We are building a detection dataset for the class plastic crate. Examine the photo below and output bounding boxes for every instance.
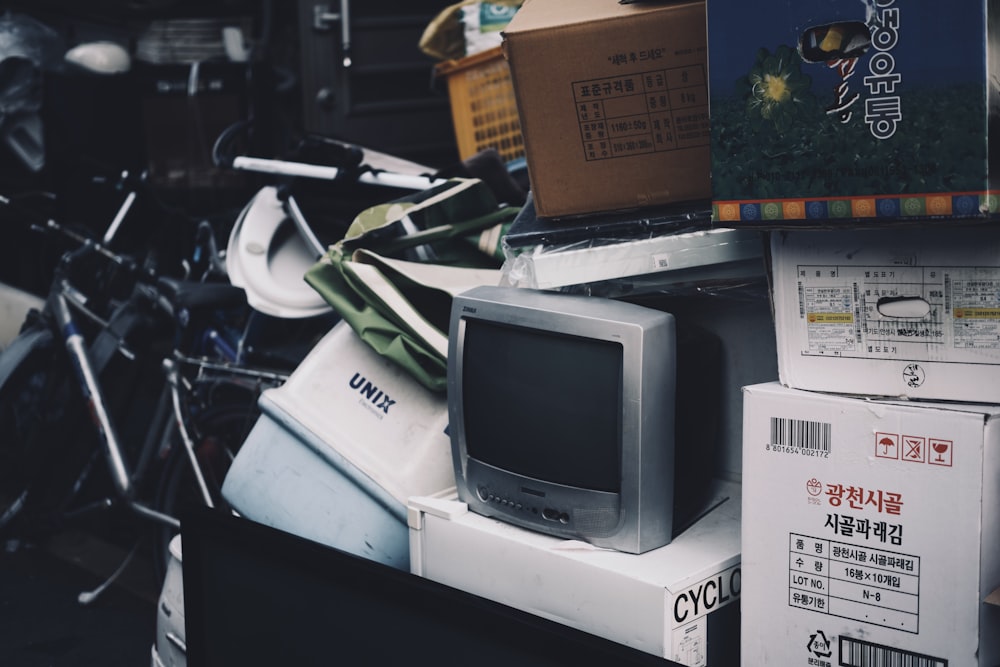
[435,46,524,163]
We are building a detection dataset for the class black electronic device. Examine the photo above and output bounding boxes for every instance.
[181,507,676,667]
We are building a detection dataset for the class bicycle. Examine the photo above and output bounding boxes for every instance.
[0,133,507,603]
[0,175,298,600]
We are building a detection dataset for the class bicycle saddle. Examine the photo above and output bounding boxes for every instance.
[226,186,334,319]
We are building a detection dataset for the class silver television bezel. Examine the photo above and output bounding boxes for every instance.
[447,285,676,554]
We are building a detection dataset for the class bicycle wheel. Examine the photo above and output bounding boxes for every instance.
[0,325,92,537]
[151,393,261,582]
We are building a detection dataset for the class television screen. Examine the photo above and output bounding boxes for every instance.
[180,507,675,667]
[461,318,622,492]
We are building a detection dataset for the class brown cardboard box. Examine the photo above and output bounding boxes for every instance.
[502,0,711,219]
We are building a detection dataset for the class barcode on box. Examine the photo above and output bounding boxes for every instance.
[770,417,831,452]
[839,637,947,667]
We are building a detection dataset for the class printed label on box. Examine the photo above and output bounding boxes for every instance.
[669,564,741,667]
[788,534,920,632]
[575,65,710,161]
[837,637,947,667]
[794,263,1000,363]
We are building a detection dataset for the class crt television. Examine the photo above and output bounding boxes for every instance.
[447,285,677,554]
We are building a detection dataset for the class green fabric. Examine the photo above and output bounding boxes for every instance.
[305,249,450,391]
[304,178,520,392]
[341,177,515,266]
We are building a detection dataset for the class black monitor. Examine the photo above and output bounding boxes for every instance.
[181,507,677,667]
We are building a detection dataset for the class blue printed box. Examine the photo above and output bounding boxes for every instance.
[708,0,1000,225]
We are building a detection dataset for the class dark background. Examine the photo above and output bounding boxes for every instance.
[0,0,462,295]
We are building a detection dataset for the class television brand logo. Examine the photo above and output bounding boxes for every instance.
[462,306,477,313]
[349,372,396,415]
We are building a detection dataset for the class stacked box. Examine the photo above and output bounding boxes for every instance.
[503,0,711,219]
[741,382,1000,666]
[750,223,1000,664]
[708,0,1000,225]
[769,225,1000,404]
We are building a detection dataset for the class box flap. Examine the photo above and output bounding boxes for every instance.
[505,0,688,34]
[408,495,468,529]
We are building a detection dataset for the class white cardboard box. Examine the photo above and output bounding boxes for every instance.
[741,382,1000,667]
[407,480,742,666]
[770,226,1000,403]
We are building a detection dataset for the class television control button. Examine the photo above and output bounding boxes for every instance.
[477,486,490,502]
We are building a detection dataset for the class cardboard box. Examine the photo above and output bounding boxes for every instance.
[741,382,1000,666]
[408,480,742,666]
[770,226,1000,403]
[709,1,1000,225]
[503,0,711,219]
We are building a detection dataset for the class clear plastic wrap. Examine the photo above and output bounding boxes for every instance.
[500,193,768,300]
[501,226,768,294]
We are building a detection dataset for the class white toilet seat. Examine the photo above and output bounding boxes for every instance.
[226,186,333,319]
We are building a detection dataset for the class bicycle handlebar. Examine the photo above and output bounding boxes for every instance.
[44,219,137,273]
[230,155,446,191]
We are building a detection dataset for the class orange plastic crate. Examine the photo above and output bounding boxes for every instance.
[435,46,524,164]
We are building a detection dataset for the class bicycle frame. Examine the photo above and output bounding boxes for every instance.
[47,243,292,529]
[164,353,288,510]
[1,171,303,606]
[50,250,181,529]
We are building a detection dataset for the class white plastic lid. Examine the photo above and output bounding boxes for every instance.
[226,186,333,319]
